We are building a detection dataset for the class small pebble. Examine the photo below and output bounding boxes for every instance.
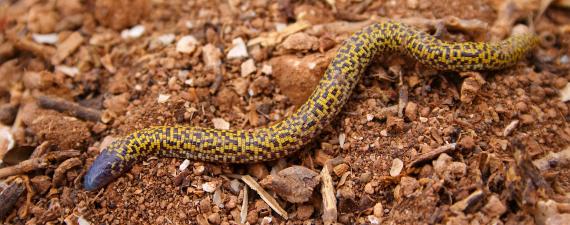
[121,25,145,39]
[227,37,248,59]
[212,118,230,130]
[240,58,256,76]
[32,33,58,44]
[482,195,506,218]
[176,35,199,53]
[202,181,218,193]
[208,213,221,225]
[399,176,419,197]
[157,94,170,103]
[157,33,175,45]
[389,158,403,177]
[373,202,383,217]
[179,159,191,171]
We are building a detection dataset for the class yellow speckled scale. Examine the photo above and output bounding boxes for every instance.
[83,22,538,190]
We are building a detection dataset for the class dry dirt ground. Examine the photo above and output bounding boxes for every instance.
[0,0,569,224]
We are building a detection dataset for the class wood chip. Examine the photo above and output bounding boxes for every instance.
[320,164,337,225]
[408,143,457,168]
[240,185,248,224]
[241,175,288,219]
[503,120,519,136]
[52,32,84,65]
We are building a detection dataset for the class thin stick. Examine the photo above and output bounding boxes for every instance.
[37,95,101,122]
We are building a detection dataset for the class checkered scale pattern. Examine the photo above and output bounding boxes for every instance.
[83,22,538,190]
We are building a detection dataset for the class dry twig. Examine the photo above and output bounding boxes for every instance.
[37,95,101,122]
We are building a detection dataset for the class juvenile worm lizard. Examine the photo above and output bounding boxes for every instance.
[84,22,538,191]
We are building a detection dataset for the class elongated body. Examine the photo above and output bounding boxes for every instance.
[84,22,538,191]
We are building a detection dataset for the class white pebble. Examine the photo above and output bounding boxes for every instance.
[261,64,272,75]
[202,182,217,193]
[157,33,176,45]
[212,118,230,130]
[368,215,381,225]
[56,66,79,77]
[179,159,191,171]
[227,37,248,59]
[157,94,171,103]
[77,216,91,225]
[121,25,145,39]
[560,55,569,64]
[176,35,199,53]
[339,133,346,149]
[366,114,374,121]
[390,158,404,177]
[240,58,256,77]
[32,33,58,44]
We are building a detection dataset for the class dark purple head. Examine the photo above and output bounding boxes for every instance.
[83,141,134,191]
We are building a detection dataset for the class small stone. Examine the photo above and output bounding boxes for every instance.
[553,77,568,89]
[280,32,319,52]
[519,114,535,125]
[364,182,375,194]
[386,116,404,132]
[208,213,221,225]
[405,102,418,121]
[227,37,248,59]
[333,163,350,176]
[202,44,222,69]
[240,59,256,77]
[176,35,199,53]
[199,197,212,213]
[121,25,145,39]
[339,133,346,149]
[261,166,320,203]
[229,179,243,194]
[358,172,372,183]
[55,66,80,77]
[179,159,191,171]
[212,118,230,130]
[182,195,191,204]
[157,94,170,103]
[94,0,150,30]
[296,205,314,220]
[261,64,272,75]
[202,181,218,193]
[433,153,452,176]
[248,163,269,179]
[368,215,381,225]
[458,136,475,150]
[193,164,205,175]
[460,72,486,104]
[157,33,176,45]
[399,176,419,197]
[32,33,58,45]
[390,158,404,177]
[373,202,383,217]
[447,162,467,179]
[482,195,506,218]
